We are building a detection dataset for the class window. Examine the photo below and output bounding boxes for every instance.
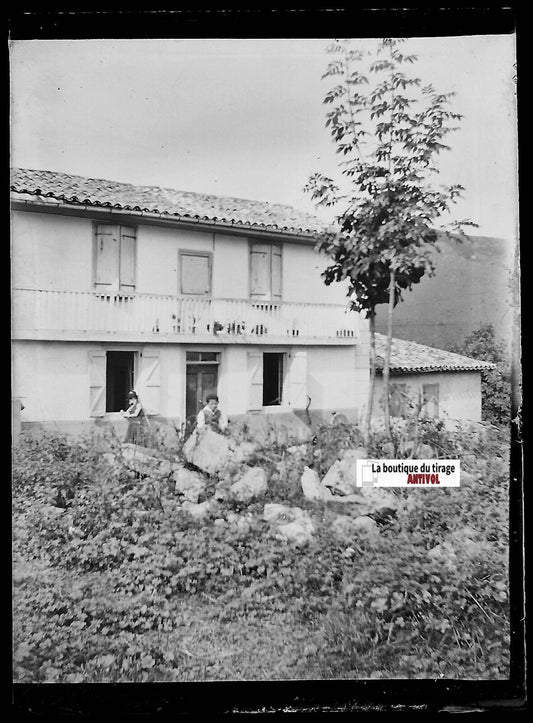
[389,383,408,417]
[422,384,439,418]
[186,351,218,363]
[248,350,306,411]
[94,224,136,292]
[179,251,212,295]
[250,242,281,301]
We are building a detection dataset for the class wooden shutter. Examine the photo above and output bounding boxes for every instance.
[88,350,106,417]
[181,253,211,295]
[136,349,161,414]
[271,245,282,300]
[247,351,263,411]
[288,350,307,408]
[119,226,136,291]
[250,243,270,299]
[95,225,118,287]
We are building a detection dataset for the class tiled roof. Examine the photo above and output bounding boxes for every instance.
[374,333,495,373]
[10,168,330,238]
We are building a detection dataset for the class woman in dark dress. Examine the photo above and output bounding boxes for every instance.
[121,390,147,444]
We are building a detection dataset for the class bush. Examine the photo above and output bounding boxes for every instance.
[12,422,510,681]
[451,324,512,427]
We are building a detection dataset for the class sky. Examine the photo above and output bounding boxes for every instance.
[10,35,518,242]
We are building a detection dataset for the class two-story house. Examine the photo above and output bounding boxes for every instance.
[11,169,370,437]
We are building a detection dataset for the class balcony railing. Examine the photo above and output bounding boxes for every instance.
[12,288,358,343]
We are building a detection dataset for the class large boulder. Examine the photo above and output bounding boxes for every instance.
[322,447,367,497]
[183,428,233,474]
[172,465,208,503]
[230,467,268,502]
[301,466,334,503]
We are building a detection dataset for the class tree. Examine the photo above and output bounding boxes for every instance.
[305,38,476,443]
[451,324,511,426]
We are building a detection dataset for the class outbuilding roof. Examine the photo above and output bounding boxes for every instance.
[374,333,495,374]
[10,168,330,238]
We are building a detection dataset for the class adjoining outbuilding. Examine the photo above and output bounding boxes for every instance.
[372,333,495,423]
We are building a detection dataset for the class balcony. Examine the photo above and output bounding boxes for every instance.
[12,288,359,345]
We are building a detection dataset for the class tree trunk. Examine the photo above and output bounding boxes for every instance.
[364,313,377,443]
[382,267,396,442]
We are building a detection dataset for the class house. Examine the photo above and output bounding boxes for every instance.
[372,333,495,422]
[11,168,370,438]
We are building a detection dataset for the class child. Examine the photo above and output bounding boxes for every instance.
[196,394,228,433]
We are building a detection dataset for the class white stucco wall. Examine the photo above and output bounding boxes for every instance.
[282,243,349,305]
[11,209,350,307]
[11,212,93,290]
[372,370,483,422]
[14,339,369,428]
[13,340,92,422]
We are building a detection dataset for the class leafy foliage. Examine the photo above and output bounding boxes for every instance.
[13,423,509,681]
[451,324,512,426]
[305,38,477,435]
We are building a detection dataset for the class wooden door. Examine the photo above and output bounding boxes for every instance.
[185,364,218,420]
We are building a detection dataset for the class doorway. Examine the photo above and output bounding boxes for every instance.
[263,352,284,406]
[185,351,219,420]
[106,351,135,412]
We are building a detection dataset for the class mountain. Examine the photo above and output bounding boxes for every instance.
[374,234,517,351]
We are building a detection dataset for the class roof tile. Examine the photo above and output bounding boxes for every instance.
[11,168,330,237]
[374,333,495,373]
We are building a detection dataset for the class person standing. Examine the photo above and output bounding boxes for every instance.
[121,390,147,444]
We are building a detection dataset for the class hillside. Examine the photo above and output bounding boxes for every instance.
[374,234,517,351]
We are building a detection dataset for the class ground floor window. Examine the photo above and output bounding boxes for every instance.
[262,352,284,406]
[105,351,135,412]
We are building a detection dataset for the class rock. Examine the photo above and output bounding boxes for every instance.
[322,447,367,497]
[232,441,259,464]
[263,503,315,545]
[301,466,334,503]
[183,429,233,474]
[121,443,172,476]
[230,467,268,502]
[275,518,315,546]
[172,465,207,503]
[355,487,399,517]
[460,471,477,487]
[40,504,66,518]
[351,515,380,535]
[182,500,213,522]
[263,503,298,525]
[428,540,457,567]
[287,444,307,455]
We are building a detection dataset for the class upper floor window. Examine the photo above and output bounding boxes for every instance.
[94,224,136,292]
[179,250,212,295]
[250,242,282,301]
